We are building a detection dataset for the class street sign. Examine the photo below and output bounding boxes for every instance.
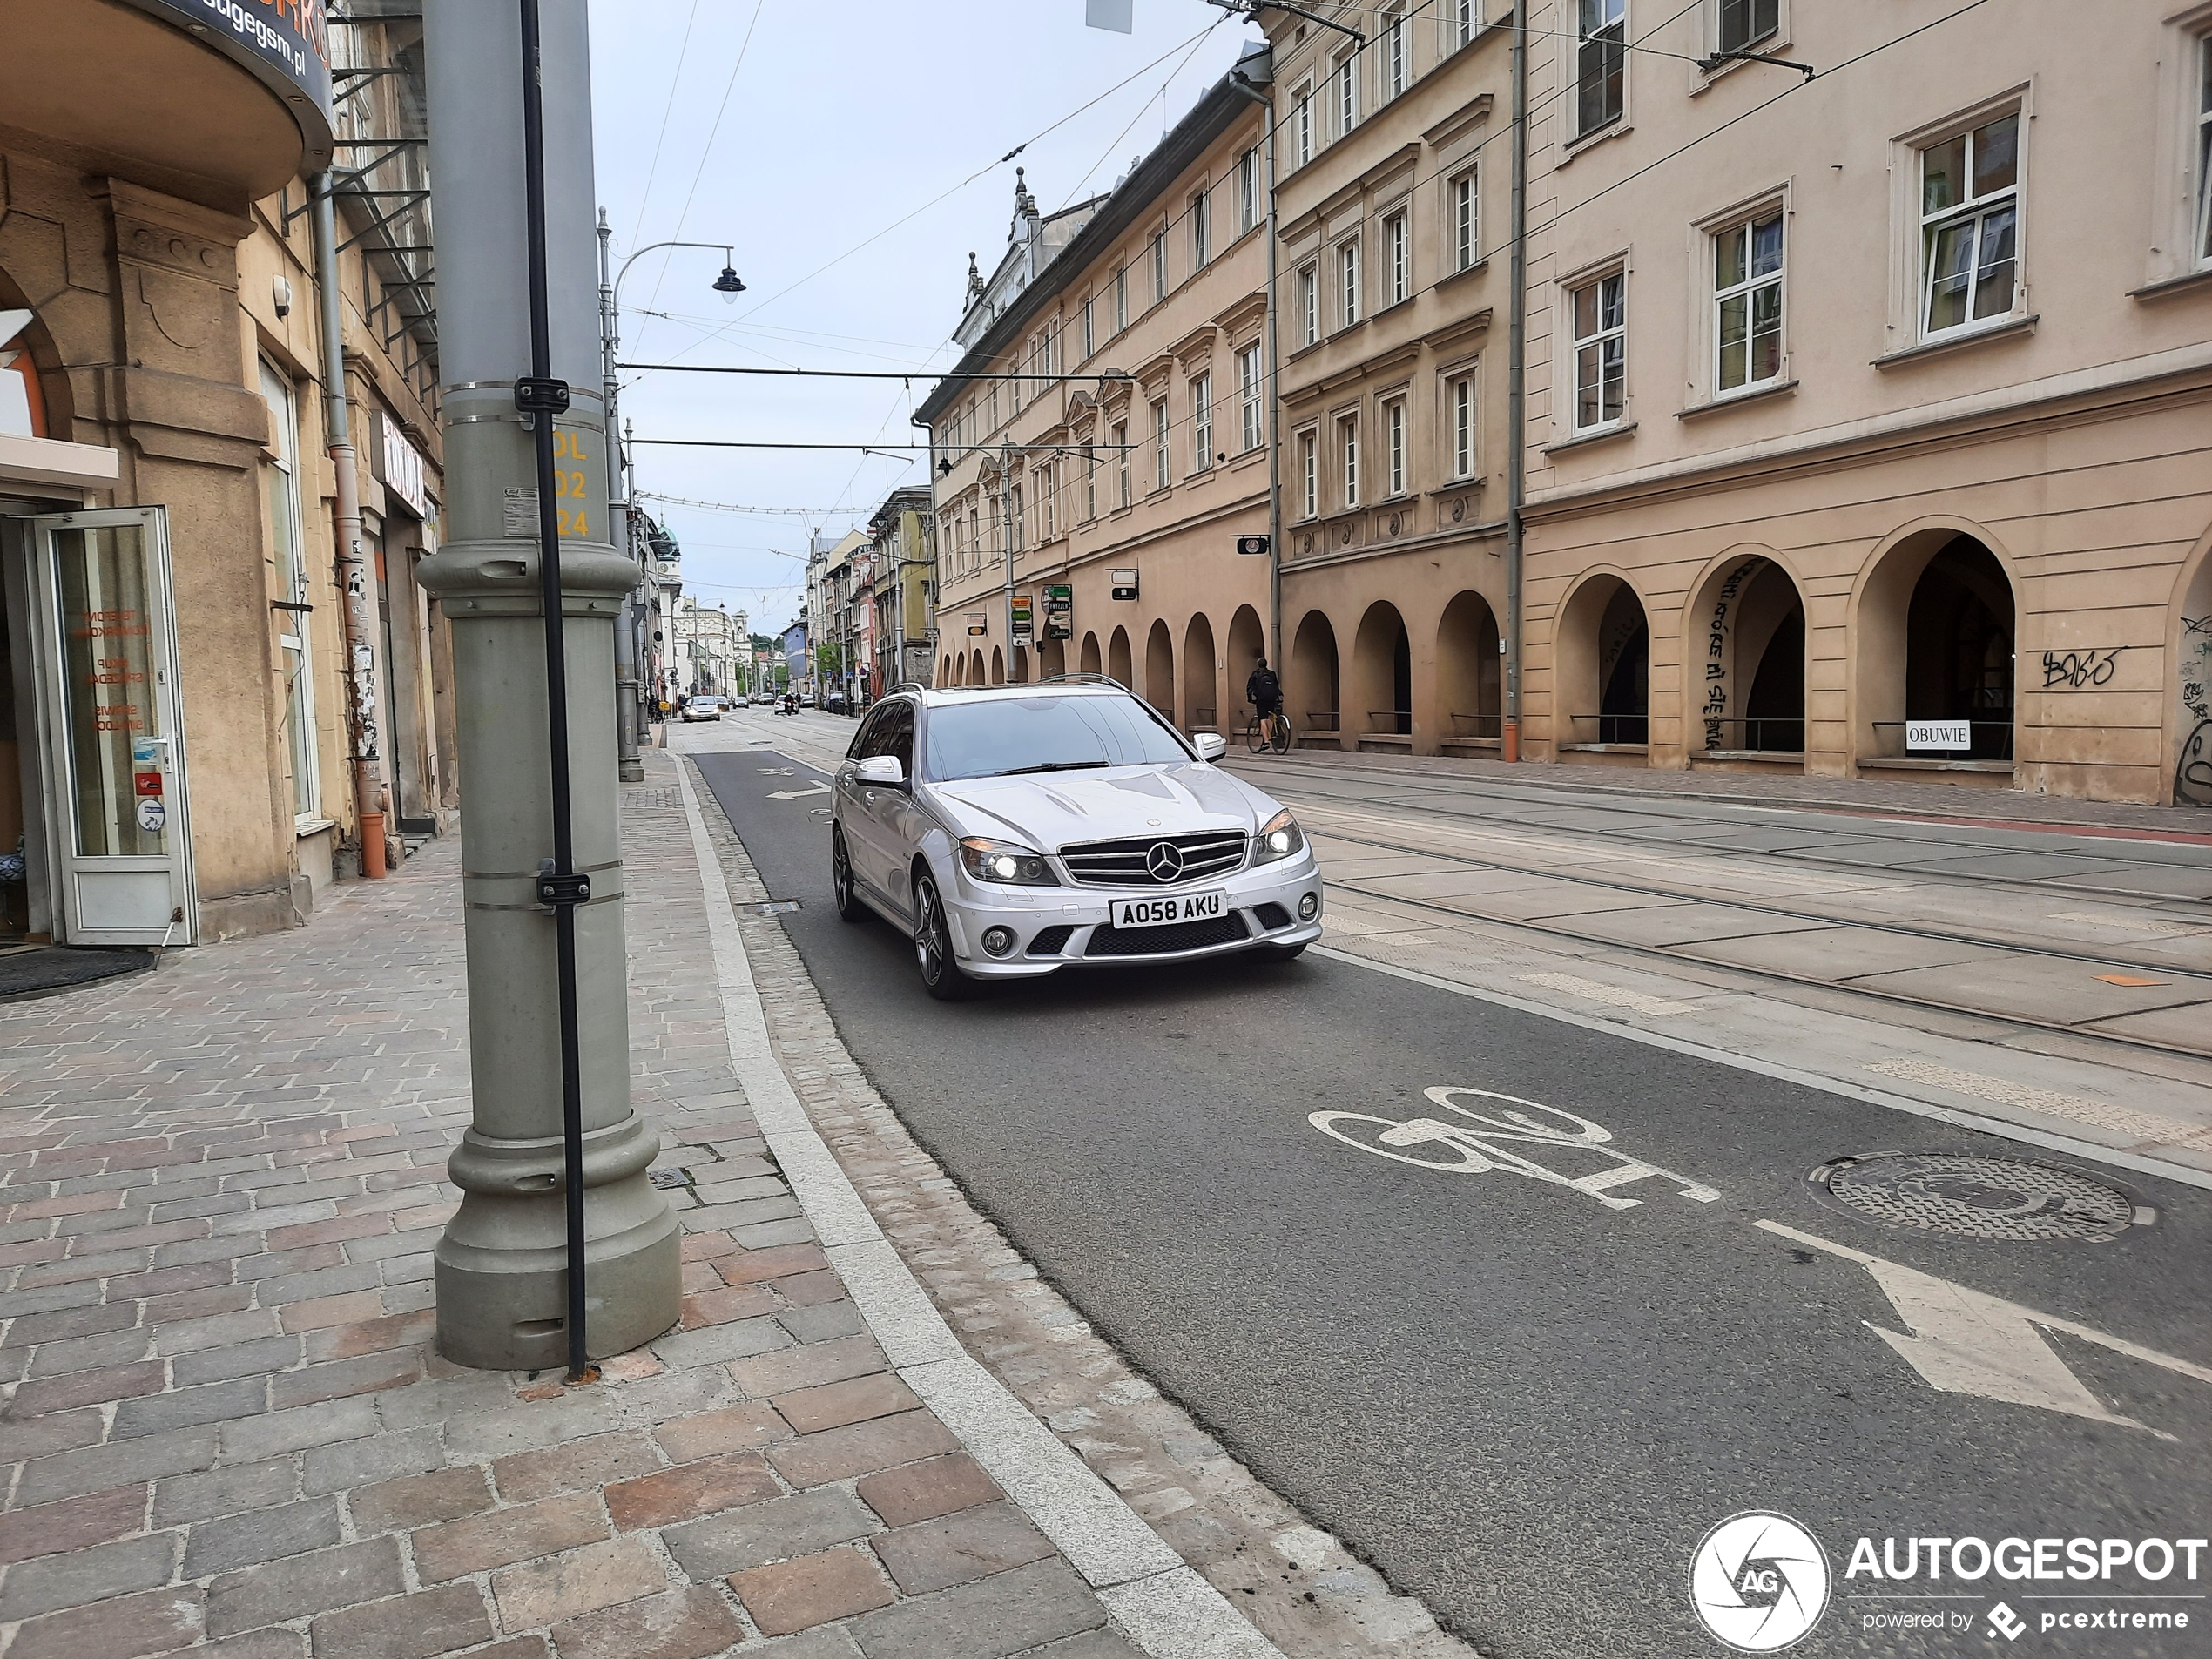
[1085,0,1133,30]
[1906,721,1971,751]
[1009,594,1034,644]
[1109,568,1138,602]
[1043,583,1073,641]
[966,613,988,637]
[1236,535,1270,556]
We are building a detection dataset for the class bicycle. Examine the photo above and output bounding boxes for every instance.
[1244,709,1294,755]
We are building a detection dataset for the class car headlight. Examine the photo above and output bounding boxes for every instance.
[1251,808,1305,866]
[959,838,1059,886]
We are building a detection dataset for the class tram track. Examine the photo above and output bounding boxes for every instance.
[1233,754,2212,910]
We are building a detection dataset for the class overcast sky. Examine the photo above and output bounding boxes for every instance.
[584,1,1255,635]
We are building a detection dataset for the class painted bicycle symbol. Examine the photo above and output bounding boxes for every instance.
[1310,1087,1723,1210]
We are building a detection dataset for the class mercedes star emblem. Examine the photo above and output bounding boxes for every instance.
[1145,842,1184,882]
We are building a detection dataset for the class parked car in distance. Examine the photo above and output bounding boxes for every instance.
[830,680,1322,1001]
[680,696,725,722]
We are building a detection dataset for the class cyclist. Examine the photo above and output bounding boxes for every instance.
[1246,657,1284,745]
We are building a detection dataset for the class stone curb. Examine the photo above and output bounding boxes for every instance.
[672,758,1287,1659]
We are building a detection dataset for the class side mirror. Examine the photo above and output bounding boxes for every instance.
[855,755,907,787]
[1193,732,1228,763]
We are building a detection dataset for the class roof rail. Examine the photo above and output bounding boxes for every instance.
[1037,673,1130,689]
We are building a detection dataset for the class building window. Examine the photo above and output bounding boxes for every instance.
[1151,231,1168,303]
[1084,445,1097,520]
[1238,147,1260,233]
[1238,344,1263,451]
[988,385,999,431]
[1717,0,1777,54]
[1115,420,1131,508]
[1339,239,1361,327]
[1082,298,1094,359]
[1114,266,1128,333]
[1336,54,1358,137]
[1715,210,1783,393]
[1299,264,1319,346]
[1340,415,1359,507]
[1450,373,1477,477]
[1191,373,1212,471]
[1191,189,1211,268]
[1037,466,1056,541]
[1453,0,1480,49]
[1920,110,2019,337]
[1298,431,1318,519]
[260,360,318,826]
[1011,482,1024,551]
[1576,0,1626,136]
[1385,212,1409,306]
[2200,37,2212,266]
[1294,84,1314,167]
[1571,271,1626,430]
[1384,10,1409,99]
[1152,400,1170,490]
[1452,171,1477,270]
[1385,399,1406,496]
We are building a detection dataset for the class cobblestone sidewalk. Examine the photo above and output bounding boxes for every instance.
[0,754,1188,1659]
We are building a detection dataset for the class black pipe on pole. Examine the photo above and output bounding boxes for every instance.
[515,0,592,1385]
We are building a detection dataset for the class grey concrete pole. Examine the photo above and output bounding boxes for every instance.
[1503,8,1528,764]
[419,0,678,1371]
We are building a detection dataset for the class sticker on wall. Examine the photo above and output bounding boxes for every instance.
[135,798,166,833]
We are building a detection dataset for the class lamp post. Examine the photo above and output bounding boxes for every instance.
[597,230,743,778]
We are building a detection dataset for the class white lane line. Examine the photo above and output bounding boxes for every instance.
[1755,1221,2212,1438]
[2046,910,2212,939]
[673,759,1283,1656]
[1863,1057,2212,1151]
[1310,944,2212,1194]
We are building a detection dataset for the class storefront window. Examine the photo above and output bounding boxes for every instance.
[261,361,320,825]
[54,526,160,857]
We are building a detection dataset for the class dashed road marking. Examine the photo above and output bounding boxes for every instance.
[1518,970,1704,1017]
[1862,1057,2212,1150]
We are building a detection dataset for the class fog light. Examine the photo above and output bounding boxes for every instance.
[981,927,1015,957]
[1298,892,1319,921]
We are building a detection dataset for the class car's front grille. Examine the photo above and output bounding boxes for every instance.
[1083,914,1250,957]
[1057,830,1248,888]
[1027,925,1076,956]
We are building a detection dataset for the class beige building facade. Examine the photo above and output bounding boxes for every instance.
[1235,0,2212,806]
[0,1,451,948]
[921,74,1274,736]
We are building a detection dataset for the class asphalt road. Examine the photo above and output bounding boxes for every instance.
[694,745,2212,1659]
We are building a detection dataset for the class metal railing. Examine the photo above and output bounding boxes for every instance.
[1696,716,1804,753]
[1447,712,1502,738]
[1869,720,2015,761]
[1568,714,1650,745]
[1189,706,1217,729]
[1304,710,1342,732]
[1366,711,1413,737]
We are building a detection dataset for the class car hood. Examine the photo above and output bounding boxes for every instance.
[925,765,1276,849]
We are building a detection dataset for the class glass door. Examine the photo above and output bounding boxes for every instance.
[28,508,194,945]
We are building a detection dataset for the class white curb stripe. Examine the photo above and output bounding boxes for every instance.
[673,760,1284,1657]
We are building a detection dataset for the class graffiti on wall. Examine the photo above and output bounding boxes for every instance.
[2180,615,2212,807]
[2040,648,2124,689]
[1701,561,1757,751]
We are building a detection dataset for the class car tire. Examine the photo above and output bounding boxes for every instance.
[831,829,867,923]
[911,867,975,1001]
[1251,942,1307,963]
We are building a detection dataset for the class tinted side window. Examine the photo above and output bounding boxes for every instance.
[847,707,887,760]
[881,704,915,772]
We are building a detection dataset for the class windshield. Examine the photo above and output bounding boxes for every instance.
[924,694,1192,782]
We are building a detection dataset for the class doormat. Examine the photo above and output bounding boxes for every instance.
[0,947,155,1004]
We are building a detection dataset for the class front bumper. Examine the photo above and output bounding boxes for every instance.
[941,854,1324,979]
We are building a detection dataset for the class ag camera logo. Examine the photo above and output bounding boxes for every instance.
[1690,1512,1831,1651]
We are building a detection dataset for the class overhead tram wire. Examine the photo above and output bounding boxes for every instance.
[624,0,705,252]
[635,0,767,332]
[621,19,1236,382]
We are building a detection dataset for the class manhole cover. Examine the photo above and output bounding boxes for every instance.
[1815,1153,2142,1243]
[647,1168,691,1190]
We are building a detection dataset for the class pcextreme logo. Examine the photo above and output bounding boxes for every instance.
[1689,1512,1832,1652]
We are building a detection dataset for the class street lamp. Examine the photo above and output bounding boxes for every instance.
[594,220,745,777]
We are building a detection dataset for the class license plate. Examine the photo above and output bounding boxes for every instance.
[1115,890,1225,927]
